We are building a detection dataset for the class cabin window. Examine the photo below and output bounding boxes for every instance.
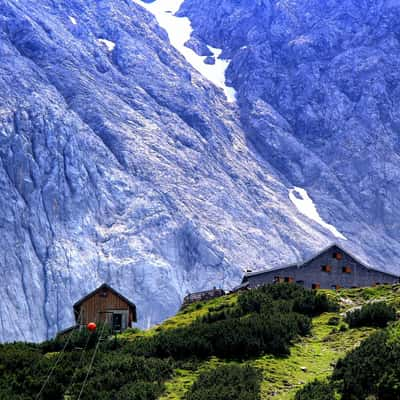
[112,313,122,332]
[284,277,294,283]
[296,280,305,286]
[312,283,321,290]
[342,266,352,274]
[333,252,343,260]
[321,265,332,272]
[99,290,108,298]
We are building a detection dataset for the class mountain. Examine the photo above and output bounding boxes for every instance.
[0,0,399,342]
[178,0,400,263]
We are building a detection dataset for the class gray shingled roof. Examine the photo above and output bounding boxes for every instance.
[243,243,400,279]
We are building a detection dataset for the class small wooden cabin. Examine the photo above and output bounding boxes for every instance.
[73,283,137,333]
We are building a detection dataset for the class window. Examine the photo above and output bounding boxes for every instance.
[312,283,321,290]
[108,310,128,332]
[333,252,343,260]
[342,266,352,274]
[331,284,340,290]
[322,265,332,272]
[284,277,294,283]
[112,313,122,332]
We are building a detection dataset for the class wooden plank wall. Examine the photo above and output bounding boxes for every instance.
[78,289,133,326]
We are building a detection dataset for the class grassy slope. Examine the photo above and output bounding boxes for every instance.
[123,285,400,400]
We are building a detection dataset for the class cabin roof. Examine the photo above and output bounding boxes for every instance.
[231,281,250,292]
[73,283,137,313]
[244,263,298,278]
[243,243,400,280]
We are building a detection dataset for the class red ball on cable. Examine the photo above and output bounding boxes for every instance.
[87,322,97,332]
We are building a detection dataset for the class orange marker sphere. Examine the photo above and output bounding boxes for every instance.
[87,322,97,332]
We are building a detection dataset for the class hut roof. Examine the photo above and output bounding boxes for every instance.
[243,243,400,280]
[73,283,137,316]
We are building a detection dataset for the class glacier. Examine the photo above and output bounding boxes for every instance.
[0,0,399,343]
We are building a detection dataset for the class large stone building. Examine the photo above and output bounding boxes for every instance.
[242,244,399,290]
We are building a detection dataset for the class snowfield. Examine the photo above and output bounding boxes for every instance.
[132,0,236,102]
[289,187,347,240]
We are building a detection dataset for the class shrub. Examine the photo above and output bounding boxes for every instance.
[123,327,142,335]
[345,302,396,328]
[327,317,340,326]
[238,283,338,317]
[185,364,262,400]
[130,311,311,359]
[129,284,334,360]
[128,284,337,360]
[295,379,335,400]
[41,323,112,353]
[332,329,399,399]
[72,354,173,400]
[0,342,174,400]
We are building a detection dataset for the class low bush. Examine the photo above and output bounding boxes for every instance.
[131,311,311,359]
[294,379,336,400]
[0,342,173,400]
[71,354,173,400]
[185,364,262,400]
[129,284,335,360]
[327,316,340,326]
[332,328,399,399]
[345,302,396,328]
[41,323,112,353]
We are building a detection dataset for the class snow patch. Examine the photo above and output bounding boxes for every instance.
[98,38,116,52]
[69,16,77,25]
[132,0,236,102]
[289,187,347,240]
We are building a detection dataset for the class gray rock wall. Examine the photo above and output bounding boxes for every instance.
[180,0,400,270]
[0,0,337,342]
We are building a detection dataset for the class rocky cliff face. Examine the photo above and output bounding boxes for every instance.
[1,0,399,342]
[179,0,400,265]
[0,0,332,342]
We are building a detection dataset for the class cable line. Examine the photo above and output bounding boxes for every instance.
[76,321,107,400]
[63,329,93,399]
[35,311,82,400]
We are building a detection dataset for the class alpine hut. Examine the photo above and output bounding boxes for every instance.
[242,244,399,290]
[73,283,137,333]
